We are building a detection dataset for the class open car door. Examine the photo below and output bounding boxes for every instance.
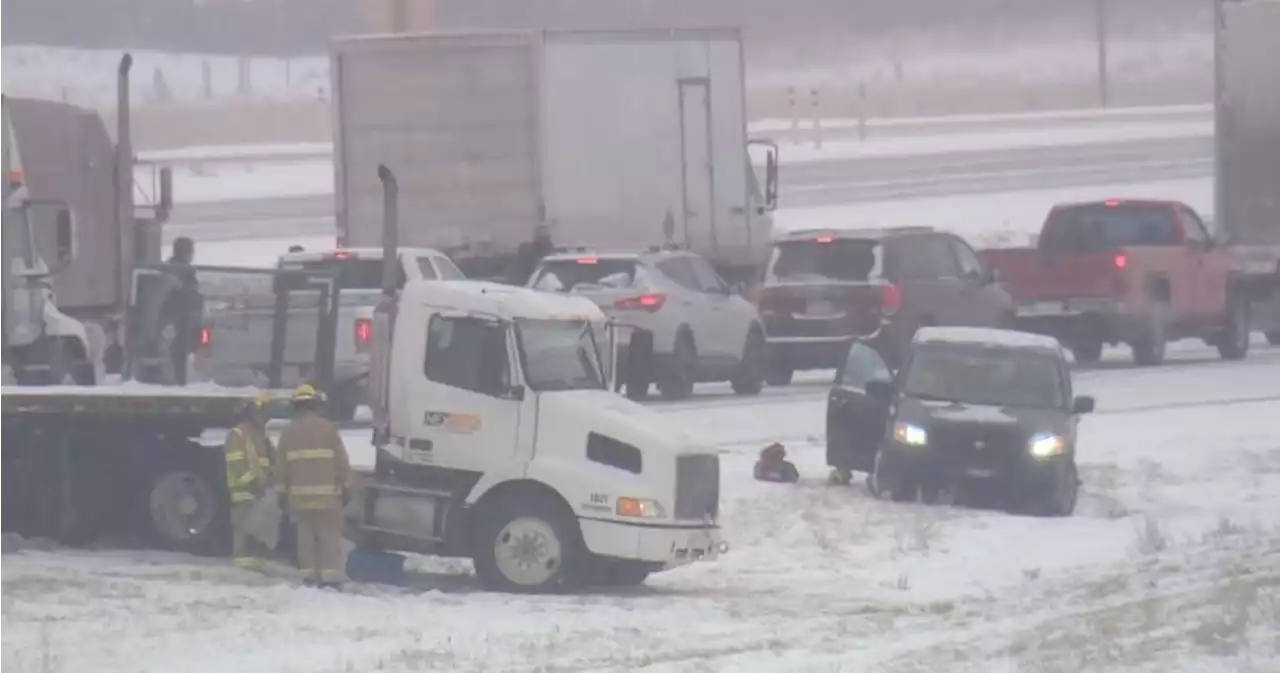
[826,340,894,473]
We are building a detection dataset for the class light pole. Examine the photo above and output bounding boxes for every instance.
[1095,0,1110,108]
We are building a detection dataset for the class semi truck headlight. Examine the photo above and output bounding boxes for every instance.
[1029,434,1066,458]
[616,497,665,519]
[892,423,928,446]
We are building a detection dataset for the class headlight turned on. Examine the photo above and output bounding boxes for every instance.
[1029,434,1067,458]
[892,423,928,446]
[616,497,666,519]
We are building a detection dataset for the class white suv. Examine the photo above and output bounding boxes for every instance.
[529,247,766,400]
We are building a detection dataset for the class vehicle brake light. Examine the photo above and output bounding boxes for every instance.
[576,257,599,264]
[614,293,666,312]
[198,326,211,348]
[816,235,835,243]
[1114,253,1127,270]
[881,284,901,315]
[330,250,352,260]
[354,318,372,345]
[1104,199,1121,207]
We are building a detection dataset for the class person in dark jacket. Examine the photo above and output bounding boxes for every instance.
[506,225,555,285]
[160,237,201,384]
[754,443,800,483]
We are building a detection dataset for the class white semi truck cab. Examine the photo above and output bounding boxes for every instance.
[351,166,726,592]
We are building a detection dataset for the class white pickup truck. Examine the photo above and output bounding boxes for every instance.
[193,247,465,419]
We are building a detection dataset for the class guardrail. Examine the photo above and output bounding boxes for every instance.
[137,103,1214,167]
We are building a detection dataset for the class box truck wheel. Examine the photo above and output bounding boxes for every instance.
[473,491,585,594]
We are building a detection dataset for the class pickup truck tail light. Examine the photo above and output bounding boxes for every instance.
[354,318,373,352]
[881,284,902,316]
[614,293,666,312]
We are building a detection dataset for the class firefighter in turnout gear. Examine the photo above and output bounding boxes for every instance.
[224,395,275,569]
[275,384,351,587]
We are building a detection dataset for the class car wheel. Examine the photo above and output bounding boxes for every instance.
[1026,463,1078,518]
[730,329,766,396]
[1131,301,1168,366]
[658,332,696,400]
[1216,295,1250,361]
[472,494,584,594]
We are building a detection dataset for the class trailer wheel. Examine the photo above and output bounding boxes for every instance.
[143,442,228,556]
[473,492,584,594]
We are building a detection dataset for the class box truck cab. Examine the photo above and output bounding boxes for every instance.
[357,278,726,592]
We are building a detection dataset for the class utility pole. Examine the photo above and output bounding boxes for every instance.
[1094,0,1110,108]
[1212,0,1228,233]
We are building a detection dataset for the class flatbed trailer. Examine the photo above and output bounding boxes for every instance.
[2,386,265,554]
[2,264,346,555]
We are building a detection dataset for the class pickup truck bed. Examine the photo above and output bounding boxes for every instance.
[981,199,1253,366]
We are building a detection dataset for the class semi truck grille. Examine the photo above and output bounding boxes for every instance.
[674,454,720,521]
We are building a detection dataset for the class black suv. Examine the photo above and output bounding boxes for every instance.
[755,227,1012,385]
[827,326,1094,516]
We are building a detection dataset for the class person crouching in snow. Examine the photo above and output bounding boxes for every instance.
[754,443,800,483]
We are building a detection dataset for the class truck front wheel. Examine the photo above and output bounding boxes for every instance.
[473,494,585,594]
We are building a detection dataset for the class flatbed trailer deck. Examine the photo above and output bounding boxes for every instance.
[2,385,280,554]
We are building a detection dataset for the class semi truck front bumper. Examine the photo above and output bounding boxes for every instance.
[578,517,726,569]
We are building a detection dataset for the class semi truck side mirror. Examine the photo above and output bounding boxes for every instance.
[54,208,76,264]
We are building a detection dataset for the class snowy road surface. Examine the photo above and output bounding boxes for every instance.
[4,340,1279,672]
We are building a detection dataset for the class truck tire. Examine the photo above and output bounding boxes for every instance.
[730,329,766,396]
[1131,302,1168,367]
[473,493,585,594]
[658,333,696,400]
[1216,295,1251,361]
[142,441,228,556]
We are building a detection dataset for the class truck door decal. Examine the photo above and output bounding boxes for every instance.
[423,410,482,434]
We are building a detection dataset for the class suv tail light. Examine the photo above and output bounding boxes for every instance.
[197,325,212,351]
[354,318,372,352]
[1114,253,1127,269]
[881,284,901,315]
[614,293,666,312]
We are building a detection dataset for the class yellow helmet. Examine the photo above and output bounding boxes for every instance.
[292,383,323,402]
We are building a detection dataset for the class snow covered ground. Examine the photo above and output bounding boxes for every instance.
[4,342,1279,672]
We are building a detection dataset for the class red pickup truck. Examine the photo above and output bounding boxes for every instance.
[981,199,1252,366]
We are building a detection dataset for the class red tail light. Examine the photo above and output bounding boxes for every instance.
[354,318,372,345]
[881,284,901,315]
[614,293,666,312]
[1114,253,1127,269]
[198,326,211,349]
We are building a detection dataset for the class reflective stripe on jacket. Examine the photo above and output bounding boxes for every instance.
[275,411,351,510]
[224,423,272,502]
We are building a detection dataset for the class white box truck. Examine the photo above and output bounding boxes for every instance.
[331,27,778,285]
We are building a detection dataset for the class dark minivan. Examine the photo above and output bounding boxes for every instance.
[826,326,1094,517]
[755,227,1013,384]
